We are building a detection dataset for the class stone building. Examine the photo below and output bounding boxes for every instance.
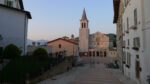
[113,0,124,73]
[47,37,79,57]
[0,0,31,55]
[113,0,150,84]
[27,42,53,56]
[89,32,110,57]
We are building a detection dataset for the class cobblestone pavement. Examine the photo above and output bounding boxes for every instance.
[70,63,123,84]
[38,57,137,84]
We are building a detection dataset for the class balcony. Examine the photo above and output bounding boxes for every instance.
[132,46,139,51]
[130,25,137,30]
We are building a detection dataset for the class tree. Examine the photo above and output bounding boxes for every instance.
[0,34,3,41]
[33,48,48,60]
[3,44,21,59]
[113,40,117,47]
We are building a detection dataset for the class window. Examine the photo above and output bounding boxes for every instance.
[127,52,131,66]
[4,0,13,7]
[97,51,99,56]
[89,52,92,56]
[84,23,86,28]
[93,51,95,56]
[82,23,84,28]
[133,37,140,48]
[123,41,126,47]
[128,39,130,46]
[134,8,138,26]
[127,17,129,30]
[59,44,61,48]
[123,52,126,62]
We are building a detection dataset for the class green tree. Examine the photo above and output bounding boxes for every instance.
[33,48,48,59]
[3,44,21,59]
[113,40,117,47]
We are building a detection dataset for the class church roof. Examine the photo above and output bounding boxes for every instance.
[81,8,88,20]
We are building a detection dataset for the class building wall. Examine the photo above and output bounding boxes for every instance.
[122,0,143,83]
[48,39,79,56]
[142,0,150,84]
[89,32,109,49]
[27,45,53,56]
[120,0,150,84]
[0,7,28,55]
[79,28,89,52]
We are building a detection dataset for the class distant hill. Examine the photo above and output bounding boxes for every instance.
[105,33,116,41]
[27,39,49,45]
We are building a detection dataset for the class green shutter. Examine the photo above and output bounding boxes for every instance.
[4,0,7,5]
[11,2,13,7]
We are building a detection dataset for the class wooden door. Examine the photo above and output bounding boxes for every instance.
[136,61,140,78]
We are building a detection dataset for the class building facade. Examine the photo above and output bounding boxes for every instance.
[89,32,110,57]
[113,0,124,73]
[113,0,150,84]
[79,9,89,56]
[0,0,31,55]
[47,37,79,57]
[27,42,53,56]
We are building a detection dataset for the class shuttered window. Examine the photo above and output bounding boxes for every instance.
[134,8,138,26]
[133,37,140,48]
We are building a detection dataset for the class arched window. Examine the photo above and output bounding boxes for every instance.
[84,23,86,28]
[82,23,84,28]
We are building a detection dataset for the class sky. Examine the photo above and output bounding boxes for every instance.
[23,0,116,41]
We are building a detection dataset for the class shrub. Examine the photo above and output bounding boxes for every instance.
[0,47,3,57]
[33,48,48,59]
[3,44,21,59]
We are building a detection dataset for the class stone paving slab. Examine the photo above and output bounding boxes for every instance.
[70,63,123,84]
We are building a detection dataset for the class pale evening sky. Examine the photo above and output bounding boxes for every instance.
[23,0,116,41]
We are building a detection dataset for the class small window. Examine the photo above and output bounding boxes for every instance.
[82,23,84,28]
[133,37,140,48]
[7,1,13,7]
[84,23,86,28]
[127,17,129,30]
[134,8,138,26]
[59,44,61,48]
[128,39,130,46]
[93,51,95,56]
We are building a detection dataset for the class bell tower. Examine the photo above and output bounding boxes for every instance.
[79,8,89,56]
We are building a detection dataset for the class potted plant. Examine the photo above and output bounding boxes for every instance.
[147,75,150,84]
[130,25,137,30]
[132,46,139,51]
[125,30,129,33]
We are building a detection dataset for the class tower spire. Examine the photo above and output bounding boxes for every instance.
[81,8,87,20]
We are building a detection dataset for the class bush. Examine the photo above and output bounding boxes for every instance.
[33,48,48,59]
[3,44,21,59]
[0,47,3,57]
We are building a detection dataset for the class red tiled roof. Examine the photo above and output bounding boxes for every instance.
[47,38,78,45]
